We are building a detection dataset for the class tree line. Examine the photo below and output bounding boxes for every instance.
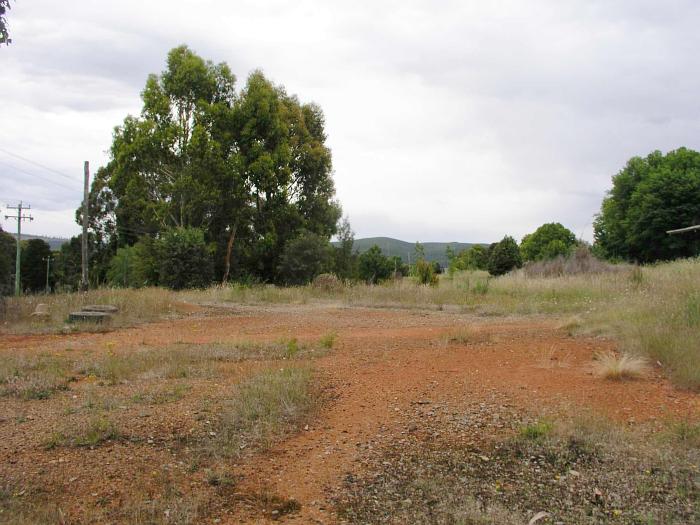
[2,44,699,294]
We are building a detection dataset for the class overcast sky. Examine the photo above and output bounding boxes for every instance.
[2,1,699,243]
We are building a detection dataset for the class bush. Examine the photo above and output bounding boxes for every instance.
[522,245,623,278]
[106,238,159,288]
[159,227,214,290]
[312,273,342,291]
[277,230,332,285]
[358,245,393,284]
[487,236,522,276]
[520,223,577,262]
[415,259,438,285]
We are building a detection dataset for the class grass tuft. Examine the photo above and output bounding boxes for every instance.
[593,350,649,380]
[318,331,337,349]
[205,367,315,458]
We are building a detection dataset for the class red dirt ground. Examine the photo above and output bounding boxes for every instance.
[1,305,697,523]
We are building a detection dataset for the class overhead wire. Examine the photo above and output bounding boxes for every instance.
[0,159,81,192]
[0,146,80,183]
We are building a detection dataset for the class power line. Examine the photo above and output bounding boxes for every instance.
[0,146,80,183]
[0,159,80,191]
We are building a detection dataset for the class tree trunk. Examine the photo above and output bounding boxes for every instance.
[222,223,238,284]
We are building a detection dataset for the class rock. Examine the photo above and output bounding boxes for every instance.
[528,511,550,525]
[82,304,119,313]
[68,311,112,323]
[30,303,50,318]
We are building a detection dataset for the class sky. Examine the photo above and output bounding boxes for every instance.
[1,0,700,244]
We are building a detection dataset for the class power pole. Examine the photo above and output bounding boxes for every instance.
[5,201,34,296]
[43,255,53,294]
[80,161,90,291]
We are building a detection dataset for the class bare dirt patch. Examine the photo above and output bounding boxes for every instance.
[1,305,697,523]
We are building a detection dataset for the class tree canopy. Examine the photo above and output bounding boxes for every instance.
[594,148,700,262]
[20,239,51,293]
[520,223,577,262]
[0,1,11,45]
[487,236,522,276]
[86,45,341,287]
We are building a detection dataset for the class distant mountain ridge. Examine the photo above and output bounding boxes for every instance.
[336,237,481,266]
[10,234,69,251]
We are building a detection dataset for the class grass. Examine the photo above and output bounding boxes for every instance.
[593,350,649,380]
[0,354,72,399]
[4,257,700,388]
[205,367,316,458]
[338,414,700,524]
[45,416,121,449]
[318,331,337,349]
[1,287,178,334]
[443,326,492,345]
[186,258,700,389]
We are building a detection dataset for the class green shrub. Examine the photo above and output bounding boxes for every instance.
[277,230,332,285]
[487,236,522,276]
[358,245,393,284]
[159,227,214,290]
[415,259,438,285]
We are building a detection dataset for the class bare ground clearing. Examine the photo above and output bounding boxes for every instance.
[1,304,697,523]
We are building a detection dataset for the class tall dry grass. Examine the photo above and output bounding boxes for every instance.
[4,258,699,388]
[1,287,177,333]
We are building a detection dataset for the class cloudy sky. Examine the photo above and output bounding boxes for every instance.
[1,0,699,243]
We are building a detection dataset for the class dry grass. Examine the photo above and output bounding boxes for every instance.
[0,354,72,400]
[204,367,316,458]
[442,326,492,345]
[4,258,699,388]
[593,350,649,380]
[338,412,699,524]
[1,287,178,334]
[45,415,121,449]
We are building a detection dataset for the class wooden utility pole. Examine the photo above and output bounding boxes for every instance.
[4,201,33,296]
[80,161,89,291]
[667,224,700,235]
[43,255,53,294]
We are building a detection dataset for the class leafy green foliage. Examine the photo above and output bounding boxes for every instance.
[158,228,213,290]
[520,223,577,262]
[358,245,393,284]
[333,217,357,279]
[87,45,341,286]
[106,238,160,288]
[594,148,700,262]
[0,227,15,295]
[277,230,332,285]
[448,244,489,273]
[415,259,438,285]
[20,239,52,293]
[0,1,10,45]
[487,236,522,276]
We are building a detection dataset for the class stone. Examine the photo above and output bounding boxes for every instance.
[30,303,50,318]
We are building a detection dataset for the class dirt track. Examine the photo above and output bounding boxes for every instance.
[1,304,697,523]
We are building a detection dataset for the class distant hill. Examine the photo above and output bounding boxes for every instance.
[11,234,69,251]
[336,237,480,267]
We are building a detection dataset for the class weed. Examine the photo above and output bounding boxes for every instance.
[318,331,337,349]
[0,354,72,400]
[519,420,553,440]
[443,326,491,345]
[45,416,121,449]
[284,338,300,358]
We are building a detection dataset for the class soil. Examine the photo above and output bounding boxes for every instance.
[1,304,697,524]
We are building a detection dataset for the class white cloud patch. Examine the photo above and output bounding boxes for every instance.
[2,0,700,242]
